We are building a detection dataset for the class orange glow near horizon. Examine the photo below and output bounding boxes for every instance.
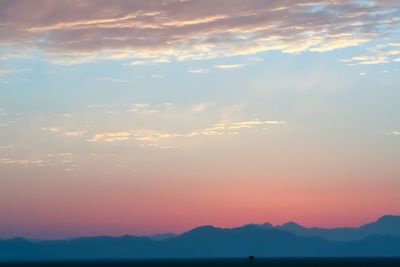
[1,163,399,239]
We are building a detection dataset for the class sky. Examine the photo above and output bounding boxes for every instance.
[0,0,400,239]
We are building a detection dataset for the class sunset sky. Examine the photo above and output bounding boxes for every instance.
[0,0,400,239]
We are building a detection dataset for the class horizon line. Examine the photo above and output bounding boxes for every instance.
[3,214,398,241]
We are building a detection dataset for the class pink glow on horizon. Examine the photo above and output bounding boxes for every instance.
[1,168,399,239]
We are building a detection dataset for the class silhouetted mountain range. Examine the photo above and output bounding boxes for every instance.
[268,215,400,241]
[1,215,399,261]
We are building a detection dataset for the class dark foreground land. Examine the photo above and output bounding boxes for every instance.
[1,258,400,267]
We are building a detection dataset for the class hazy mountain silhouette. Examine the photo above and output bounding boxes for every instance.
[1,215,399,261]
[147,233,178,241]
[273,215,400,241]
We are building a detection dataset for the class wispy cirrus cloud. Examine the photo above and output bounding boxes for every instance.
[127,103,162,114]
[1,0,399,64]
[0,153,75,169]
[214,64,247,69]
[87,132,132,142]
[342,42,400,65]
[87,120,286,147]
[42,127,88,138]
[63,131,87,137]
[0,158,44,166]
[41,127,61,132]
[187,67,211,74]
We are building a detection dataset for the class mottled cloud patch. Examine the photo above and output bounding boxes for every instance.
[1,0,399,64]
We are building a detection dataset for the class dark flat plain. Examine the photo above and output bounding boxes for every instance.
[1,258,400,267]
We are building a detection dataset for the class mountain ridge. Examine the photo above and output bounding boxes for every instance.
[1,215,399,260]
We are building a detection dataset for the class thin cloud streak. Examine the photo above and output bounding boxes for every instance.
[86,120,286,147]
[343,42,400,65]
[87,132,132,142]
[214,64,247,69]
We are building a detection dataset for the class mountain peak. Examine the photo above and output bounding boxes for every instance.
[191,225,217,231]
[182,225,217,235]
[377,215,400,223]
[279,221,304,230]
[261,222,274,229]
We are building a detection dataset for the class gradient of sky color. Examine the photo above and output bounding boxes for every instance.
[0,0,399,239]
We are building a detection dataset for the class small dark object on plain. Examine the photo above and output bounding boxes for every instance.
[248,255,255,261]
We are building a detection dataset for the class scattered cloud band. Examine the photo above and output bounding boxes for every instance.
[1,0,399,64]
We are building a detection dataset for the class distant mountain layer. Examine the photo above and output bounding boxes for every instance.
[1,215,399,260]
[270,215,400,241]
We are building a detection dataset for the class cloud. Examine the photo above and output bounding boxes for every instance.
[127,103,161,114]
[344,42,400,65]
[64,131,87,137]
[129,61,147,66]
[41,127,61,132]
[87,132,132,142]
[47,153,73,157]
[187,67,211,74]
[1,0,399,63]
[350,56,388,65]
[129,58,171,66]
[0,158,45,167]
[393,130,400,135]
[185,120,285,137]
[42,127,88,138]
[192,103,208,113]
[0,153,75,168]
[248,57,263,62]
[214,64,247,69]
[87,119,285,147]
